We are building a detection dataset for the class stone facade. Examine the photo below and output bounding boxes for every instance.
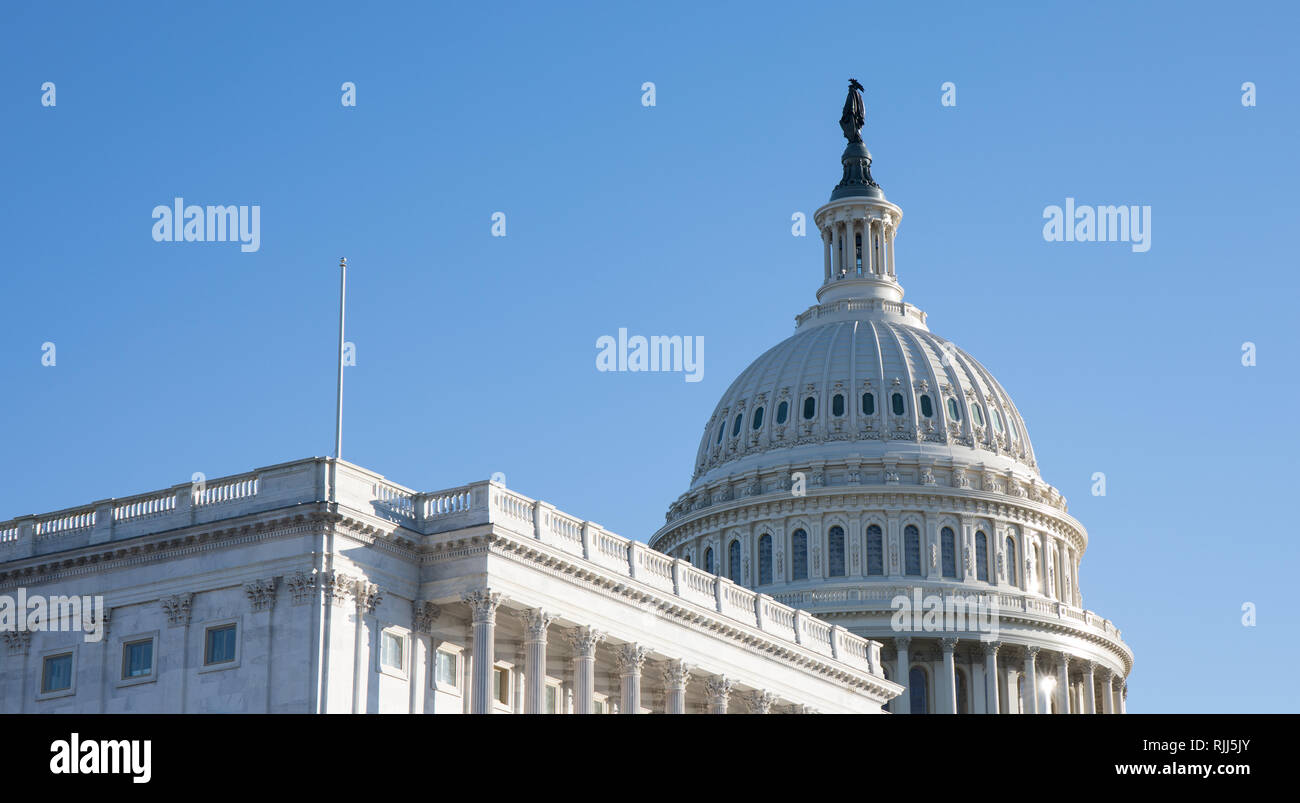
[0,458,899,713]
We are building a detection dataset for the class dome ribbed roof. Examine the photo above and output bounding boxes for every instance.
[691,312,1037,490]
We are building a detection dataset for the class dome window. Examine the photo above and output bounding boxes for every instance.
[991,409,1004,434]
[891,393,905,416]
[716,422,725,444]
[832,394,845,416]
[802,396,816,420]
[919,394,933,418]
[731,413,743,437]
[862,393,875,415]
[947,398,962,421]
[752,406,764,430]
[776,401,789,424]
[972,404,986,428]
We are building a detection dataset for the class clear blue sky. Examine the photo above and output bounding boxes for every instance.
[2,1,1296,713]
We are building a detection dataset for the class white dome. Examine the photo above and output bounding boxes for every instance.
[691,308,1039,491]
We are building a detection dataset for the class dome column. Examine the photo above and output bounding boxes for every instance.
[939,638,958,714]
[1023,646,1041,714]
[821,227,832,283]
[894,636,911,714]
[1100,669,1115,714]
[1056,653,1071,714]
[1083,661,1098,713]
[983,642,1001,714]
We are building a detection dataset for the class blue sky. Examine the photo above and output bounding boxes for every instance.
[2,0,1296,713]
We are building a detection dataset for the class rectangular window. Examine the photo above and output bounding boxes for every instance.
[204,624,237,665]
[42,653,73,693]
[122,639,154,679]
[494,666,510,706]
[593,699,605,714]
[545,684,558,714]
[381,631,404,670]
[435,650,459,689]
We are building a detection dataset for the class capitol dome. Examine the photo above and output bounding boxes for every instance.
[649,81,1131,715]
[690,315,1043,493]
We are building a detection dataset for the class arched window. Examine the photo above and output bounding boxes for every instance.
[1032,543,1042,592]
[862,392,875,415]
[976,531,989,581]
[704,547,715,574]
[1005,535,1017,586]
[682,551,692,565]
[802,396,816,420]
[947,397,962,421]
[791,529,808,581]
[891,393,905,416]
[832,394,845,416]
[956,668,970,714]
[731,413,743,437]
[904,525,922,576]
[776,401,789,424]
[828,526,846,577]
[908,667,929,714]
[758,534,773,585]
[941,527,957,578]
[751,406,764,430]
[866,524,884,575]
[728,540,742,584]
[919,394,934,418]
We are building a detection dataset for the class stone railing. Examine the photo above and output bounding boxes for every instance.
[0,458,887,678]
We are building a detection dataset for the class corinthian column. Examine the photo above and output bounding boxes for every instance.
[1056,653,1070,714]
[1101,669,1115,714]
[462,589,503,714]
[662,660,691,714]
[706,675,734,714]
[939,637,958,714]
[894,636,911,714]
[615,643,648,714]
[520,608,556,714]
[1084,661,1097,714]
[1023,646,1040,714]
[566,626,604,714]
[821,227,832,283]
[982,642,1001,715]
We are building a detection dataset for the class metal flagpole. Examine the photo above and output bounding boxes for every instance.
[335,257,347,461]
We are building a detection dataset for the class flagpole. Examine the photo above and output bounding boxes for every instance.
[335,257,347,461]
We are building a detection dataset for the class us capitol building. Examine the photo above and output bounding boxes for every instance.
[0,83,1130,714]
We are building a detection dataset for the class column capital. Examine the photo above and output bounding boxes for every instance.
[1025,645,1041,659]
[354,581,383,615]
[743,690,777,714]
[566,626,605,658]
[518,607,557,641]
[160,592,194,627]
[895,635,912,650]
[1057,652,1071,669]
[940,637,959,652]
[661,659,691,689]
[462,588,503,624]
[412,600,441,634]
[981,640,1001,657]
[243,577,280,613]
[614,643,649,676]
[705,675,734,703]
